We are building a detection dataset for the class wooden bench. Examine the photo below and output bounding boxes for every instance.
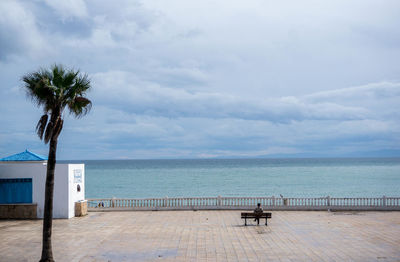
[241,212,272,226]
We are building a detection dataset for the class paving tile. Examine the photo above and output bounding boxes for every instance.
[0,211,399,261]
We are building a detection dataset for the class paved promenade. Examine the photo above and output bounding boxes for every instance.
[1,211,399,261]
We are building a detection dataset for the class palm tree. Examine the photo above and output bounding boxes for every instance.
[22,64,92,262]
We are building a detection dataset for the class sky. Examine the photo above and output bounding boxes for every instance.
[0,0,399,160]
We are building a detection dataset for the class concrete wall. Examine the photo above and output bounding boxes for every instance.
[0,162,85,219]
[0,204,37,219]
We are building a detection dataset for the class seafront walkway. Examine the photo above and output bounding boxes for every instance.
[1,211,399,261]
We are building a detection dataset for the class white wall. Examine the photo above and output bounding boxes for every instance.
[68,164,85,218]
[0,162,85,219]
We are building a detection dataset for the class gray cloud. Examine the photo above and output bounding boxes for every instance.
[0,1,49,60]
[304,82,400,102]
[43,0,88,19]
[92,70,374,122]
[1,0,400,159]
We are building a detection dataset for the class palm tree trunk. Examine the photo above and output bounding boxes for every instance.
[39,136,58,262]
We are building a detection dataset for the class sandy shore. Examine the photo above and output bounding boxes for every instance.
[1,211,399,261]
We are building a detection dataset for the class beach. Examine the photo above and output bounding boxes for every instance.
[1,211,399,261]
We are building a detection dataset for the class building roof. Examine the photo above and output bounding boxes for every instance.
[0,150,48,162]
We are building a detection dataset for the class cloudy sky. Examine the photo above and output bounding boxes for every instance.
[0,0,399,159]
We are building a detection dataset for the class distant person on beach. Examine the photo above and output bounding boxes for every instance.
[254,203,263,225]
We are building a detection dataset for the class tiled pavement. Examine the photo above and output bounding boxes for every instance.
[0,211,399,261]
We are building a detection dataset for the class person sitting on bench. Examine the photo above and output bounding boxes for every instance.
[254,203,263,225]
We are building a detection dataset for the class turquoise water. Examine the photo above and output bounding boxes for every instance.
[67,158,400,199]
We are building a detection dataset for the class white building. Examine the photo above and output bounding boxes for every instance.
[0,150,85,219]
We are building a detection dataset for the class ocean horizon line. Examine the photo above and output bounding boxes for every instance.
[59,156,400,162]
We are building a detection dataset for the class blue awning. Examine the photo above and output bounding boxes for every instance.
[0,150,47,162]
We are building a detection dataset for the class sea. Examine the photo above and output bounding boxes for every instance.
[65,158,400,199]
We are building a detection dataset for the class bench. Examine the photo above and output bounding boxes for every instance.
[241,212,272,226]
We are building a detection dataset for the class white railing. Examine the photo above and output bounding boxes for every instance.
[87,196,400,211]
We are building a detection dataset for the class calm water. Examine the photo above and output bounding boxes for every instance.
[65,158,400,199]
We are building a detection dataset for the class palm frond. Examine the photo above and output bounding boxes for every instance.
[44,121,54,144]
[68,96,92,118]
[52,118,64,140]
[36,114,48,140]
[22,70,55,111]
[51,64,65,89]
[73,73,91,94]
[62,70,79,90]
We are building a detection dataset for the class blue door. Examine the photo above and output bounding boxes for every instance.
[0,178,33,204]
